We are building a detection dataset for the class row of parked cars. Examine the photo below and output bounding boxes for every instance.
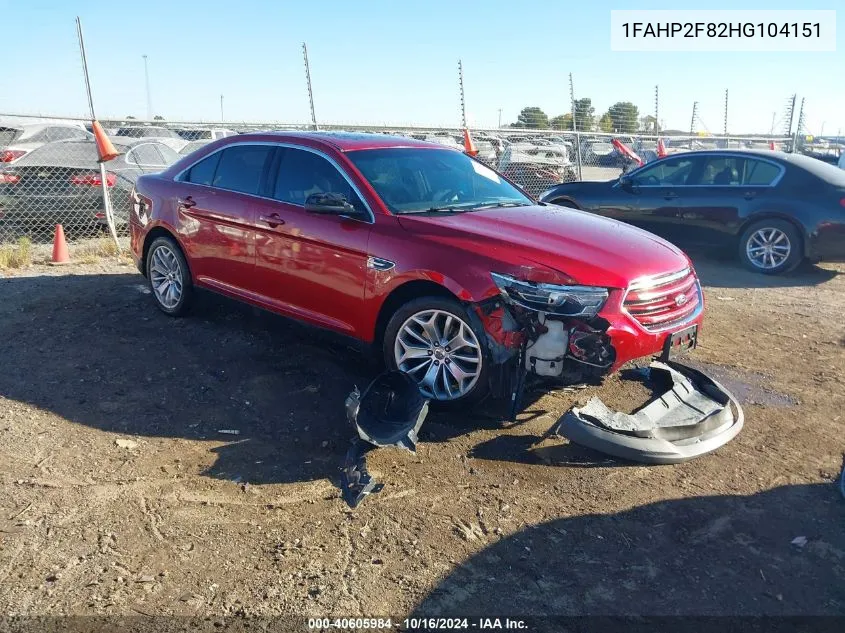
[0,123,240,239]
[1,120,843,251]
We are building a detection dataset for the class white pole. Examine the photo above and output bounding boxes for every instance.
[76,17,120,252]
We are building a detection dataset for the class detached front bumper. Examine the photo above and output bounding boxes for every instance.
[553,361,743,464]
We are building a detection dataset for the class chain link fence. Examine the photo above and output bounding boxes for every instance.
[0,113,796,247]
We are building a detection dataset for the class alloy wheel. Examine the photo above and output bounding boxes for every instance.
[149,245,183,309]
[746,228,791,270]
[394,309,482,401]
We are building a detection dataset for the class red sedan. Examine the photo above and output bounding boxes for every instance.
[129,132,703,405]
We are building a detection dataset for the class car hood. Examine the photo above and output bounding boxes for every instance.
[397,205,690,289]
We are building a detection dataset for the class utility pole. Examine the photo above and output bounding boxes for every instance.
[689,101,698,148]
[220,95,224,122]
[569,73,582,180]
[784,94,796,137]
[302,43,317,130]
[820,121,825,138]
[458,60,467,128]
[142,54,152,120]
[497,108,502,129]
[723,89,729,136]
[770,112,776,135]
[654,85,659,134]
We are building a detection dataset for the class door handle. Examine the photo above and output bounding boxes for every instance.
[259,213,285,228]
[178,196,196,209]
[743,191,756,200]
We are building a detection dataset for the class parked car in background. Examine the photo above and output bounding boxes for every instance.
[173,128,237,141]
[179,140,213,156]
[0,138,180,240]
[129,132,704,405]
[540,150,845,274]
[498,143,576,197]
[115,126,189,152]
[0,124,92,164]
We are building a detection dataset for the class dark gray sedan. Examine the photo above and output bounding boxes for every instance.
[0,138,179,240]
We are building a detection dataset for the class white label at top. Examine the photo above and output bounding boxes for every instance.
[610,10,836,52]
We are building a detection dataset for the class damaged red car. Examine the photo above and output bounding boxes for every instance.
[129,132,704,406]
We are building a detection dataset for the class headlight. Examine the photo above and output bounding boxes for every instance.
[491,272,608,318]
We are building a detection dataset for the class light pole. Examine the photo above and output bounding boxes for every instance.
[497,108,502,129]
[220,95,224,122]
[142,54,152,120]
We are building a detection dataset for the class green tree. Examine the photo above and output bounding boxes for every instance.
[550,113,573,130]
[125,115,136,120]
[598,113,613,133]
[153,115,165,121]
[607,102,640,133]
[512,107,549,129]
[573,98,595,131]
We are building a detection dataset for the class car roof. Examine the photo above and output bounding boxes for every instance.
[232,131,451,152]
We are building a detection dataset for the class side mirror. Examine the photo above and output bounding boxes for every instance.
[618,174,634,189]
[304,192,357,215]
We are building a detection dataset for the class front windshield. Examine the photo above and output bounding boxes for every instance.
[346,147,533,214]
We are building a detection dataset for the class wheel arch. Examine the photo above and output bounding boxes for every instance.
[738,213,807,257]
[142,225,192,279]
[546,196,582,209]
[372,280,462,349]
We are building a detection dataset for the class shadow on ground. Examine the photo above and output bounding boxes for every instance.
[687,247,841,289]
[410,483,845,624]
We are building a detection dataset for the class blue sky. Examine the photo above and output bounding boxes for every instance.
[1,0,842,134]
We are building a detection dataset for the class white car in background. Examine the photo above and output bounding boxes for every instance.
[0,123,92,164]
[113,126,190,152]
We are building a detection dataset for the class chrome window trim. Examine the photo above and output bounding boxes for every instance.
[618,152,786,189]
[173,140,375,224]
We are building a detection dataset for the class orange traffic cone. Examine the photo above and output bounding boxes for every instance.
[769,140,776,151]
[657,137,667,158]
[463,128,478,157]
[51,224,70,265]
[92,120,120,162]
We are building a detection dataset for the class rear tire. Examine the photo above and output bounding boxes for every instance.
[738,219,802,275]
[146,236,193,316]
[383,296,491,408]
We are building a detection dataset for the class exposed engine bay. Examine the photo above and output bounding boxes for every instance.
[471,288,618,419]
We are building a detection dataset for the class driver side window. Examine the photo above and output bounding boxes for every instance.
[630,157,696,186]
[273,147,364,211]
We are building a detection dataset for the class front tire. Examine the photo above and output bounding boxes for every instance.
[383,297,490,407]
[146,236,193,316]
[738,219,802,275]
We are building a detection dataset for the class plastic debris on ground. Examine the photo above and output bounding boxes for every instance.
[551,361,744,464]
[339,371,430,507]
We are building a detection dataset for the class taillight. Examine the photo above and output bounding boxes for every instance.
[70,172,116,187]
[0,150,26,163]
[0,173,20,184]
[839,198,845,208]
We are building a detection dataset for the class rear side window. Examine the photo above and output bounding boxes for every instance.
[212,145,273,195]
[694,156,744,186]
[183,152,221,186]
[127,144,165,166]
[743,159,781,186]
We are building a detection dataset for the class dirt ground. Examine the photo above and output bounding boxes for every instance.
[0,248,843,626]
